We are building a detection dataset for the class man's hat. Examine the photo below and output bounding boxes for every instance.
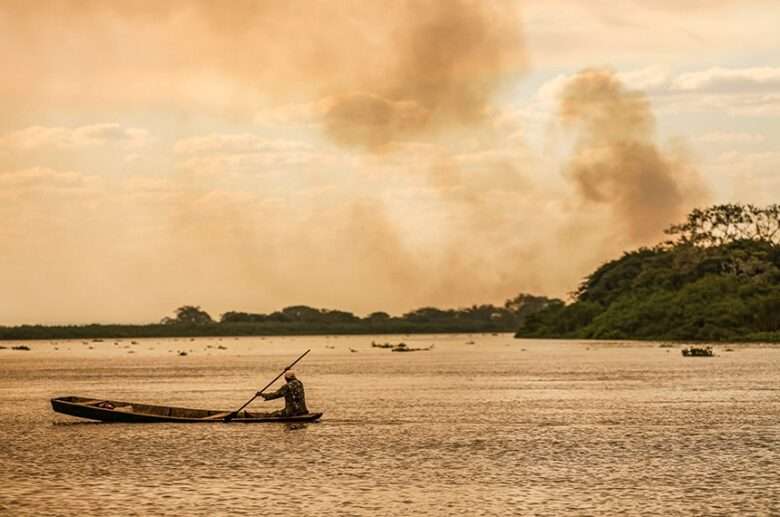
[284,371,296,380]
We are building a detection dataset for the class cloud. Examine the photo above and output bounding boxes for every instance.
[174,133,346,177]
[531,66,780,120]
[708,150,780,184]
[664,68,780,116]
[679,93,780,117]
[694,131,766,144]
[174,134,311,156]
[703,150,780,205]
[641,66,780,117]
[521,1,780,67]
[0,124,149,151]
[0,166,99,196]
[672,67,780,93]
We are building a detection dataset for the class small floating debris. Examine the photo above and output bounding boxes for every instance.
[128,350,135,354]
[681,346,714,357]
[217,345,227,350]
[371,341,395,349]
[92,339,104,343]
[391,343,433,353]
[12,345,31,351]
[131,341,139,345]
[658,343,675,348]
[465,341,476,345]
[178,351,188,356]
[325,345,335,349]
[0,346,6,350]
[349,348,358,353]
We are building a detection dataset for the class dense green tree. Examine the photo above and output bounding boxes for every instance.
[517,204,780,341]
[321,310,359,323]
[403,307,454,323]
[504,293,564,325]
[665,203,780,247]
[162,305,213,325]
[281,305,323,321]
[220,311,267,323]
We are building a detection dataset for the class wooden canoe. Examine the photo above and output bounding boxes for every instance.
[51,395,323,423]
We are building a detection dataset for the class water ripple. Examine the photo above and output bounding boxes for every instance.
[0,336,778,515]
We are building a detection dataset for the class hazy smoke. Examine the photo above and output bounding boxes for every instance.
[0,5,713,324]
[321,1,525,150]
[558,68,707,244]
[2,1,524,125]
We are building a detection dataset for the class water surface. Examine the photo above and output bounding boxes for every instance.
[1,335,778,515]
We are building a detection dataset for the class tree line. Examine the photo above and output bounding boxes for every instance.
[0,294,560,340]
[158,293,560,333]
[518,204,780,341]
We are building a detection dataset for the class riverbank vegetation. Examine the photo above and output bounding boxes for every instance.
[0,294,560,340]
[516,204,780,341]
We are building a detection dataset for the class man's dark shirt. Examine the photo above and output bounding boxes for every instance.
[264,379,308,416]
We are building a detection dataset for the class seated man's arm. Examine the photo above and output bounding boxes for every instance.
[260,384,288,400]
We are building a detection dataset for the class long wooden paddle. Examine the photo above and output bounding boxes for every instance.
[223,349,311,422]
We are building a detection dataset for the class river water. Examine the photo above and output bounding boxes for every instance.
[0,335,777,516]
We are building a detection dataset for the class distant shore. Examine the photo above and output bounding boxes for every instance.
[2,323,778,342]
[0,321,515,341]
[2,296,551,341]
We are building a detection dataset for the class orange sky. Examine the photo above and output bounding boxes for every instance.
[1,1,779,324]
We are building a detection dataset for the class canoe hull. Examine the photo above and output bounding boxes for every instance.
[51,396,323,423]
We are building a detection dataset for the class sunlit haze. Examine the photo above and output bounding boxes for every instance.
[1,1,779,324]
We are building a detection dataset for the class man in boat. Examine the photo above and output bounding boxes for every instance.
[259,371,308,416]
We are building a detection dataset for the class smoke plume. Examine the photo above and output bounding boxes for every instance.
[321,1,526,150]
[558,68,707,244]
[2,1,524,131]
[0,4,714,324]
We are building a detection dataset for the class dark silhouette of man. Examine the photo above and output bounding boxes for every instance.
[259,371,308,416]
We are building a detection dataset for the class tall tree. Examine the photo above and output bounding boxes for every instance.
[163,305,213,325]
[665,203,780,247]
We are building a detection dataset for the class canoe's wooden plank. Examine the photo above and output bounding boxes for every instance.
[202,412,231,420]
